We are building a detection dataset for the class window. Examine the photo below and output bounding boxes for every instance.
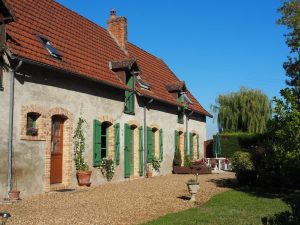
[101,122,110,159]
[93,120,115,167]
[136,75,150,90]
[147,127,163,162]
[38,36,62,60]
[177,93,184,124]
[26,112,40,136]
[124,73,135,114]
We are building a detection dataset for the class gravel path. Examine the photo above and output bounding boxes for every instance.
[1,172,235,225]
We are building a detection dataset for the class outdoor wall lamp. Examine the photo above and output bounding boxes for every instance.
[0,212,11,225]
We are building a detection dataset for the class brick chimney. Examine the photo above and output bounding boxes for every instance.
[107,9,128,52]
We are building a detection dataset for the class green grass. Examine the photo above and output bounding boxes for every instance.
[141,190,290,225]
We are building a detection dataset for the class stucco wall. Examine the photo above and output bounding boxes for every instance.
[0,69,10,199]
[0,62,206,198]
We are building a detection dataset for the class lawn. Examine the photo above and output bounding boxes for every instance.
[142,189,290,225]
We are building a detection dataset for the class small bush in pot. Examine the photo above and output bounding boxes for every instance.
[73,116,91,186]
[186,173,200,202]
[8,169,20,201]
[100,158,115,181]
[152,155,161,172]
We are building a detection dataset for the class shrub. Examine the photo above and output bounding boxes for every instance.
[173,150,182,166]
[100,158,115,181]
[152,155,161,172]
[232,151,256,185]
[184,155,192,167]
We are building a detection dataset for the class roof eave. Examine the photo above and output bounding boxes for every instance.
[11,55,131,91]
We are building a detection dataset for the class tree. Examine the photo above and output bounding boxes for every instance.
[211,87,271,134]
[277,0,300,87]
[264,0,300,187]
[254,0,300,188]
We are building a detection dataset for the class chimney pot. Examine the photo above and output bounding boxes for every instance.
[110,9,116,19]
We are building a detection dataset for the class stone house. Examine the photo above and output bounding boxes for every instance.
[0,0,211,198]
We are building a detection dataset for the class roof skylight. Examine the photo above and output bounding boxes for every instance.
[181,92,193,104]
[38,36,62,60]
[136,75,150,90]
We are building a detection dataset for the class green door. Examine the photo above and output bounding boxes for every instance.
[124,124,131,178]
[130,127,135,176]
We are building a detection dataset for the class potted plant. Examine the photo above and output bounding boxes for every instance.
[100,157,115,181]
[146,163,153,178]
[73,116,91,186]
[186,173,200,202]
[152,155,161,175]
[8,169,20,201]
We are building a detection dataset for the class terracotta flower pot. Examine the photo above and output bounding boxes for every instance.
[146,171,152,178]
[9,190,20,200]
[76,171,92,186]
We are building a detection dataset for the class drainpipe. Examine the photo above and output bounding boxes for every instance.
[143,98,153,176]
[7,60,22,194]
[185,109,194,155]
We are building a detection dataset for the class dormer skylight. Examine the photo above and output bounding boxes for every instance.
[136,75,150,90]
[38,36,62,60]
[181,92,193,104]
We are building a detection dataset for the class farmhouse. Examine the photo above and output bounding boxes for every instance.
[0,0,211,198]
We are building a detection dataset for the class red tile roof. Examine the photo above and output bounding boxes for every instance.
[5,0,211,117]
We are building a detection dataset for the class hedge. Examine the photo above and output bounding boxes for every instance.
[206,133,262,158]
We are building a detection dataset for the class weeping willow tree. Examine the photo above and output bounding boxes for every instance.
[211,87,271,134]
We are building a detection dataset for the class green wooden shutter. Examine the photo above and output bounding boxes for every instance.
[189,132,194,159]
[197,134,200,159]
[124,123,131,178]
[125,75,135,114]
[147,127,153,163]
[139,126,144,176]
[174,130,179,153]
[159,129,163,161]
[184,132,187,156]
[114,123,120,165]
[93,119,102,167]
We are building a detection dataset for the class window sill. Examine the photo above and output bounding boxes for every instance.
[124,111,135,115]
[20,135,46,141]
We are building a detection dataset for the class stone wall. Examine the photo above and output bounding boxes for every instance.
[0,62,206,198]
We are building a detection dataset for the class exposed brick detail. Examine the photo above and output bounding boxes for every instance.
[128,120,140,127]
[128,120,140,178]
[20,105,47,141]
[99,116,115,160]
[149,124,160,158]
[44,107,73,192]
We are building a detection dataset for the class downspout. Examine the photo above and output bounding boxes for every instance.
[186,109,194,154]
[143,98,153,176]
[7,60,22,194]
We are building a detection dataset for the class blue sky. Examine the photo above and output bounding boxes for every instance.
[56,0,289,138]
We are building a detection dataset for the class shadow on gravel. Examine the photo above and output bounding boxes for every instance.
[177,196,190,201]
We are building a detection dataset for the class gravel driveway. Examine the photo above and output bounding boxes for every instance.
[0,172,235,225]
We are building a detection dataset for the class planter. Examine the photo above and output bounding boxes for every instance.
[76,171,92,186]
[173,166,192,174]
[146,170,153,178]
[8,190,20,200]
[186,183,199,202]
